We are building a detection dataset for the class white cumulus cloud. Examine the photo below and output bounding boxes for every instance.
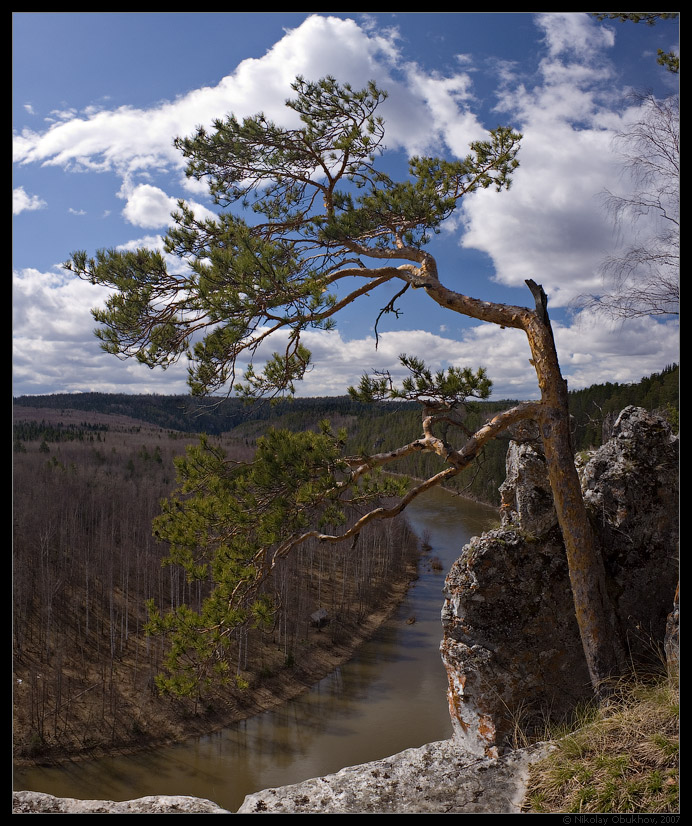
[12,13,678,400]
[13,186,46,215]
[120,183,217,230]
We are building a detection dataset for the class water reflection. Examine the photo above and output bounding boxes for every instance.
[14,488,497,812]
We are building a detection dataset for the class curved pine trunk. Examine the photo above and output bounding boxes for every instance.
[422,271,626,695]
[524,284,626,695]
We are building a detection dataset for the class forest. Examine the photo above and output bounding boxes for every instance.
[12,406,422,762]
[15,363,679,504]
[12,364,678,762]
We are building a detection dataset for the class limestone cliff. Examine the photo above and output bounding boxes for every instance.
[440,406,679,757]
[13,740,556,814]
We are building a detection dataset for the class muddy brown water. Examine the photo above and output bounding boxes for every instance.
[13,487,498,812]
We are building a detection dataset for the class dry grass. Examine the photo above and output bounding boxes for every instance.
[524,672,679,813]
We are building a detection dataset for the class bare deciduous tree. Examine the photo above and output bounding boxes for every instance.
[581,93,679,319]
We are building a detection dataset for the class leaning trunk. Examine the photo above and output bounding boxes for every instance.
[524,284,625,695]
[414,269,625,696]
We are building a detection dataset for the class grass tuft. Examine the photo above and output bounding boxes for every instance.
[524,671,679,813]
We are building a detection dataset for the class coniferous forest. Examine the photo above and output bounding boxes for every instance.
[12,365,678,762]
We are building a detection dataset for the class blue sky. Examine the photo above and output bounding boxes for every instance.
[13,12,679,400]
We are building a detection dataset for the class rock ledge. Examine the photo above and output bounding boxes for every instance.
[13,739,554,814]
[11,791,231,814]
[236,738,554,814]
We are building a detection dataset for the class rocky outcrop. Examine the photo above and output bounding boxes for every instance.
[237,739,555,814]
[440,407,678,757]
[579,406,679,663]
[664,582,680,675]
[11,791,231,814]
[440,525,588,757]
[498,419,558,536]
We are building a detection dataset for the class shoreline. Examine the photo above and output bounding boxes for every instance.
[13,560,419,772]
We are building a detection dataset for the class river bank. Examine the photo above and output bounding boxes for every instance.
[14,487,501,811]
[14,557,420,770]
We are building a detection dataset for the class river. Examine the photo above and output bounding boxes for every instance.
[13,487,498,812]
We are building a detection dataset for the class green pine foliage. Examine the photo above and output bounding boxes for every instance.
[13,411,421,754]
[64,77,521,401]
[146,423,410,696]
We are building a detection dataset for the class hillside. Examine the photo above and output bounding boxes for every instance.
[12,407,421,763]
[14,365,678,442]
[568,364,678,449]
[12,365,678,763]
[14,363,679,505]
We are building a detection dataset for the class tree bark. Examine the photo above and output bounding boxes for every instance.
[522,283,626,695]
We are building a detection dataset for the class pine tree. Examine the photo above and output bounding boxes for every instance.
[66,76,624,697]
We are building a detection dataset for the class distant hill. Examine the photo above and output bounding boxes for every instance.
[14,363,678,444]
[13,364,678,504]
[12,392,397,436]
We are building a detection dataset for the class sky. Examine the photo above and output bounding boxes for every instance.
[13,12,679,401]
